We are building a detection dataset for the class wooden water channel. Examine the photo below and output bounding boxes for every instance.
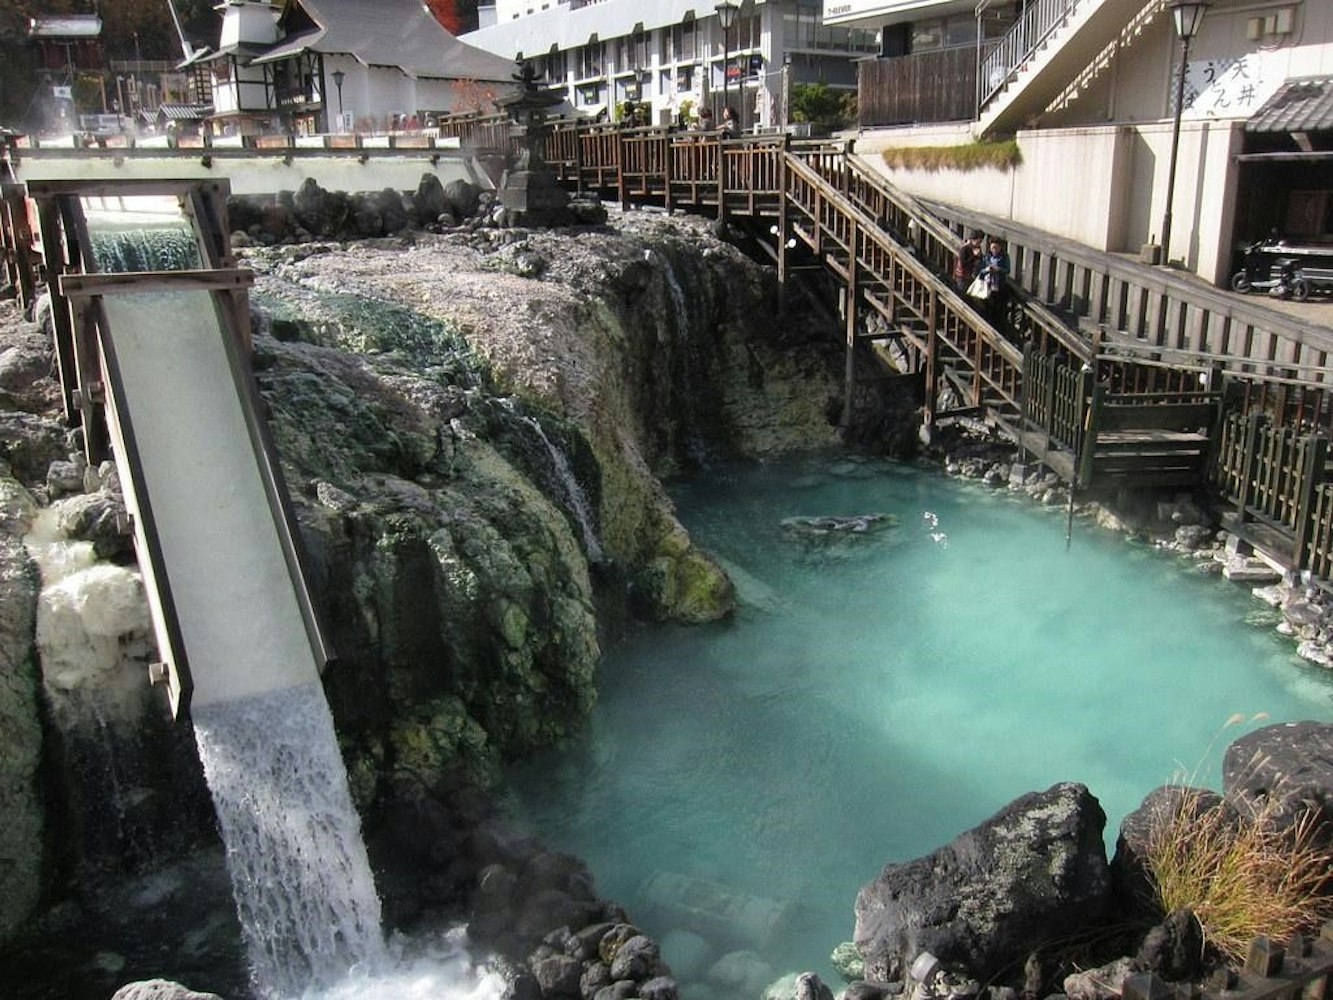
[4,120,1333,584]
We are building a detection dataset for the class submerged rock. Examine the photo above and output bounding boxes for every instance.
[780,513,897,536]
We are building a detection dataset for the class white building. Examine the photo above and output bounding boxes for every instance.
[186,0,519,135]
[825,0,1333,284]
[464,0,879,129]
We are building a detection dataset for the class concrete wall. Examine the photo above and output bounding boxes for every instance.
[856,116,1245,285]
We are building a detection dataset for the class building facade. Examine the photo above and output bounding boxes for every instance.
[464,0,879,130]
[825,0,1332,285]
[185,0,518,136]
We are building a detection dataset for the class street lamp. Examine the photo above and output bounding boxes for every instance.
[1158,0,1209,266]
[715,1,738,123]
[331,69,345,131]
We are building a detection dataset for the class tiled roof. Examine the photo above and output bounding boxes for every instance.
[1247,76,1333,133]
[250,0,518,82]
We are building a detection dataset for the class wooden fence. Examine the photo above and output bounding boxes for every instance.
[1122,927,1333,1000]
[1213,412,1331,574]
[858,48,978,127]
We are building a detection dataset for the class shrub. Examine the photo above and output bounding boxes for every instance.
[1143,773,1333,961]
[790,82,856,129]
[879,140,1022,173]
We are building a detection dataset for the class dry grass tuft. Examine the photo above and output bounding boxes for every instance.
[879,141,1022,173]
[1143,763,1333,961]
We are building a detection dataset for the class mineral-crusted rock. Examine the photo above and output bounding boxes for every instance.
[0,476,41,942]
[1223,720,1333,837]
[854,782,1112,982]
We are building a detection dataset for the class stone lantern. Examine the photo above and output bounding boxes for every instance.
[494,59,570,226]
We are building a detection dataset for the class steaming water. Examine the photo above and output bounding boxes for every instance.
[192,682,388,998]
[505,454,1333,991]
[192,683,508,1000]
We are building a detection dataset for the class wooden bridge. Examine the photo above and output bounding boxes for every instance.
[4,119,1333,583]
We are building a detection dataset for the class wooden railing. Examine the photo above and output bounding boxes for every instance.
[1311,484,1333,580]
[1213,412,1330,572]
[917,196,1333,416]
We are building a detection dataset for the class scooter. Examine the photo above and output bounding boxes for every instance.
[1231,237,1333,301]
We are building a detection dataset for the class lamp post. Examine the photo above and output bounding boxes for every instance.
[715,1,738,121]
[331,69,345,131]
[1158,0,1209,267]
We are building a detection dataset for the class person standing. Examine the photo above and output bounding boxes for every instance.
[979,238,1011,323]
[720,106,740,138]
[953,231,983,292]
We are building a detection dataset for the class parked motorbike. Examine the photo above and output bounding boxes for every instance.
[1230,237,1333,301]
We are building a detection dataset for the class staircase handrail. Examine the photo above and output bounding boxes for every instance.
[977,0,1084,114]
[824,153,1095,364]
[1045,0,1165,115]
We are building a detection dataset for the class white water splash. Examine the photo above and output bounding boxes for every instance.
[307,929,504,1000]
[922,510,949,549]
[23,507,154,706]
[193,682,387,999]
[522,415,605,564]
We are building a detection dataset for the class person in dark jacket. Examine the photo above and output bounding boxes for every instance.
[953,231,983,292]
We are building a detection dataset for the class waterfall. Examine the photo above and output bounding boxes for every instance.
[89,226,202,273]
[192,681,387,999]
[521,415,605,564]
[657,252,690,339]
[646,249,712,467]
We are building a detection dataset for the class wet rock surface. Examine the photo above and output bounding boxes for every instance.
[853,782,1113,983]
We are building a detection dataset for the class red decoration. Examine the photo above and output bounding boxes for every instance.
[424,0,464,35]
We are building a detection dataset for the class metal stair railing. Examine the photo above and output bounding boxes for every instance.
[976,0,1083,114]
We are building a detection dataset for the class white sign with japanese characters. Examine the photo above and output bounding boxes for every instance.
[1175,52,1282,119]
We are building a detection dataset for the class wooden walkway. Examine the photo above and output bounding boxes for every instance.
[538,120,1333,579]
[5,119,1333,582]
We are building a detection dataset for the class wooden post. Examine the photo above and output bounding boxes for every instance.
[1018,341,1032,458]
[1293,435,1329,572]
[716,139,727,221]
[34,196,81,427]
[617,128,629,212]
[923,287,939,437]
[573,126,586,193]
[841,219,860,429]
[663,133,675,214]
[1078,380,1104,487]
[1235,412,1266,523]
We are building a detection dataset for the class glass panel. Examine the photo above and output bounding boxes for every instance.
[945,16,978,47]
[81,194,202,273]
[912,20,943,51]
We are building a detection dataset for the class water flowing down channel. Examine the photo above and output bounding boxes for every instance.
[505,454,1333,992]
[192,682,387,998]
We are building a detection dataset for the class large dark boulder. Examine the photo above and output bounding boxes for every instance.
[413,174,449,226]
[443,178,481,220]
[1223,721,1333,837]
[854,782,1112,982]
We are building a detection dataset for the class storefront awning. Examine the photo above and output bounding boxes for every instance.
[1247,76,1333,133]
